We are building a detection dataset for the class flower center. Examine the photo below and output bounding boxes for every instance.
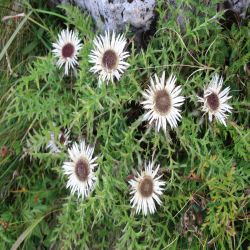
[102,49,118,70]
[62,43,75,58]
[206,92,219,111]
[75,159,89,181]
[59,134,66,144]
[139,176,154,198]
[154,90,171,114]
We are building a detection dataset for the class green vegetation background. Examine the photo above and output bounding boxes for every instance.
[0,0,249,249]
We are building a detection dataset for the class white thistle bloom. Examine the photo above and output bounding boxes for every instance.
[47,132,60,153]
[89,31,130,84]
[47,129,71,153]
[198,74,233,126]
[62,140,98,199]
[141,72,185,132]
[129,162,165,216]
[52,29,82,75]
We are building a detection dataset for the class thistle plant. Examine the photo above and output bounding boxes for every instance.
[89,31,130,84]
[0,1,249,250]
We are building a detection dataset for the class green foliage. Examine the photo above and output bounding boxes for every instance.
[0,0,249,249]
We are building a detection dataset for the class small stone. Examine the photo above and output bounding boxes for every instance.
[51,0,156,32]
